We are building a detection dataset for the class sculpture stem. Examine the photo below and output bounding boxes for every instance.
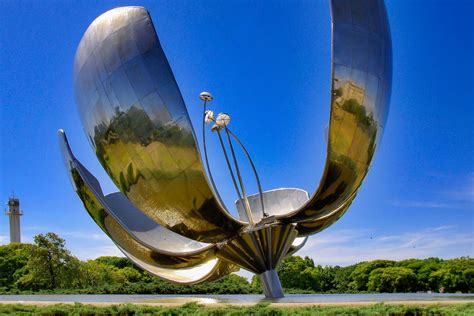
[259,269,284,298]
[224,127,255,225]
[202,101,223,209]
[216,130,247,219]
[227,129,267,217]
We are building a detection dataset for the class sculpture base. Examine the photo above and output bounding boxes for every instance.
[259,269,284,298]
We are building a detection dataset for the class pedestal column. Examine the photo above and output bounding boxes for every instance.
[259,269,284,298]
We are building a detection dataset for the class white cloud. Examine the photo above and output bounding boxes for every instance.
[21,236,34,244]
[0,228,119,260]
[443,186,474,203]
[390,200,453,209]
[60,230,110,241]
[235,269,254,281]
[73,243,124,260]
[57,230,123,260]
[438,172,474,203]
[22,224,48,231]
[392,172,474,209]
[235,225,473,280]
[296,225,474,266]
[0,234,33,245]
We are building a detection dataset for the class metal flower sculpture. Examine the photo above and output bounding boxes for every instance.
[59,0,391,298]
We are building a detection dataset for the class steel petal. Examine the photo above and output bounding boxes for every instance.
[73,6,244,242]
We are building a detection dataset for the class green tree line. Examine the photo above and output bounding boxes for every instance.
[1,233,472,294]
[253,256,473,294]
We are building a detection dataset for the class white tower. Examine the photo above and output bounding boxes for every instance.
[6,197,22,243]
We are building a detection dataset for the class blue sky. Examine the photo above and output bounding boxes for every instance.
[1,0,472,271]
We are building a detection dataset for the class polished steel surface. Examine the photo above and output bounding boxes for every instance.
[216,224,298,274]
[224,127,255,225]
[61,0,392,297]
[58,130,238,283]
[294,194,356,236]
[259,270,284,299]
[227,129,266,217]
[286,236,308,257]
[73,6,244,243]
[279,0,392,234]
[119,247,239,285]
[236,188,309,223]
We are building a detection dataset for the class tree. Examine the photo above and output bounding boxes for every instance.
[118,267,142,283]
[397,258,442,291]
[429,257,474,293]
[367,267,417,292]
[3,242,473,294]
[94,256,135,269]
[250,274,261,291]
[77,260,127,288]
[349,260,395,291]
[333,265,356,292]
[277,256,315,289]
[0,243,34,290]
[16,233,80,290]
[463,268,474,293]
[202,274,254,294]
[300,265,336,292]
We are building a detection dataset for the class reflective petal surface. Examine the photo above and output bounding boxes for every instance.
[286,236,308,257]
[236,188,309,222]
[217,224,298,274]
[279,0,392,230]
[58,130,220,270]
[62,0,392,296]
[294,194,356,236]
[73,6,244,243]
[120,247,239,285]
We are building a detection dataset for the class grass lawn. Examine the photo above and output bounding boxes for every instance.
[0,302,473,315]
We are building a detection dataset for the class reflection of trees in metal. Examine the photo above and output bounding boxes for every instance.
[281,0,392,226]
[61,132,237,283]
[93,105,197,193]
[60,0,392,298]
[94,106,194,149]
[332,80,379,168]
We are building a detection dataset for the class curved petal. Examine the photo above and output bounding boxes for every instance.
[120,247,239,285]
[216,224,298,274]
[294,194,356,236]
[286,236,308,256]
[235,188,309,222]
[279,0,392,226]
[103,192,210,253]
[58,130,218,269]
[73,6,244,242]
